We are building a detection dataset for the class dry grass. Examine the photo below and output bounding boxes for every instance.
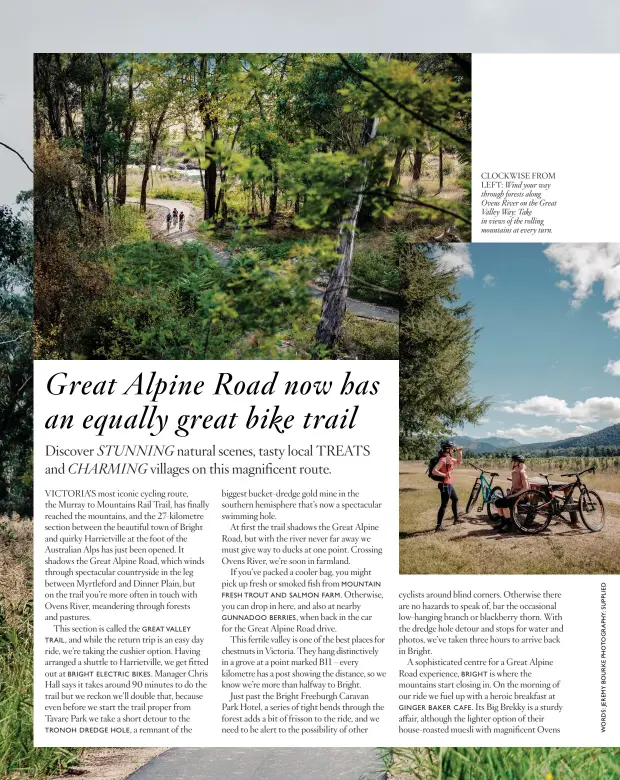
[399,462,620,575]
[0,516,33,627]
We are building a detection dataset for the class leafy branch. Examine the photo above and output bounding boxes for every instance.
[337,54,471,149]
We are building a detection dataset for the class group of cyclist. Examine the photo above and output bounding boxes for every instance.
[165,207,185,232]
[431,440,529,533]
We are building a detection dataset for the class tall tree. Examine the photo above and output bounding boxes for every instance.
[315,52,471,352]
[399,239,488,458]
[0,202,33,516]
[315,113,383,351]
[138,56,179,212]
[115,55,136,205]
[315,54,391,351]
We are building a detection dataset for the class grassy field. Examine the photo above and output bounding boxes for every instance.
[389,747,620,779]
[400,462,620,575]
[464,455,620,493]
[0,516,82,777]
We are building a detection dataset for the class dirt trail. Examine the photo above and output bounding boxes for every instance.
[125,197,399,323]
[400,461,620,504]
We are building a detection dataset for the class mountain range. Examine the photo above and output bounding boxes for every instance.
[513,423,620,453]
[453,436,522,453]
[457,423,620,454]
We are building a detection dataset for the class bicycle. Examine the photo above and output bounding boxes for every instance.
[465,464,505,522]
[511,467,605,534]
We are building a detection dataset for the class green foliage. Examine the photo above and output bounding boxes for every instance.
[80,239,317,360]
[340,315,398,360]
[399,238,488,458]
[392,747,620,780]
[0,601,81,776]
[0,204,33,517]
[349,244,399,305]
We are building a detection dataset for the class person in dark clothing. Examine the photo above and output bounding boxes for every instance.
[432,440,464,531]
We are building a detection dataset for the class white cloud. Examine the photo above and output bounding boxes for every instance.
[482,274,495,288]
[544,243,620,326]
[556,279,572,291]
[602,308,620,330]
[435,244,473,277]
[605,359,620,376]
[502,395,620,424]
[478,417,490,423]
[570,425,596,436]
[488,426,563,440]
[488,424,595,441]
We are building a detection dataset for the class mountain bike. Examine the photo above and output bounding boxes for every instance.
[465,464,505,521]
[511,467,605,534]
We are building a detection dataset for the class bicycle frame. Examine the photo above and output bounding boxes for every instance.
[479,472,495,501]
[470,466,497,503]
[535,472,592,518]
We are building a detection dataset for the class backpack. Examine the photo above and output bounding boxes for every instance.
[427,454,446,482]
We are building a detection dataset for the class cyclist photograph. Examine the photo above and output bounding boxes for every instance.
[400,242,619,575]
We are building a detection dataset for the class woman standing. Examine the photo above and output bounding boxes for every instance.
[431,440,464,532]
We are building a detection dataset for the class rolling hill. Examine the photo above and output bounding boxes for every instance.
[513,423,620,453]
[453,436,522,453]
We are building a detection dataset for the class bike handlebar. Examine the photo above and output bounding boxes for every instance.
[467,463,499,477]
[560,467,595,478]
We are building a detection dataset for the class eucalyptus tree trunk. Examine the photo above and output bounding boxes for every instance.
[438,142,444,192]
[315,114,381,352]
[140,111,166,212]
[116,57,135,206]
[412,148,423,181]
[388,145,406,189]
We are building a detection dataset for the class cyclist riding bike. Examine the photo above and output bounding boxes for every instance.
[431,440,464,532]
[165,212,172,232]
[178,211,185,231]
[172,207,178,227]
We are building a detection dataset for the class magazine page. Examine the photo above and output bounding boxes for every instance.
[1,4,620,779]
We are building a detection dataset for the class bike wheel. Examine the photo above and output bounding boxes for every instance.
[579,490,605,532]
[512,490,551,534]
[487,486,504,524]
[465,481,481,515]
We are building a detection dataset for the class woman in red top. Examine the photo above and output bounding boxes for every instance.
[431,440,464,531]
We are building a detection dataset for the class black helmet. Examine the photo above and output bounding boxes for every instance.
[440,439,456,450]
[511,454,525,463]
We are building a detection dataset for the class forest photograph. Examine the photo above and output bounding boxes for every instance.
[33,53,471,361]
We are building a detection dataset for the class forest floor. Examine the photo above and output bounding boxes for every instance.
[399,462,620,575]
[126,197,400,324]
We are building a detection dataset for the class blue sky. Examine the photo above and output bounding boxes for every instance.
[440,243,620,443]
